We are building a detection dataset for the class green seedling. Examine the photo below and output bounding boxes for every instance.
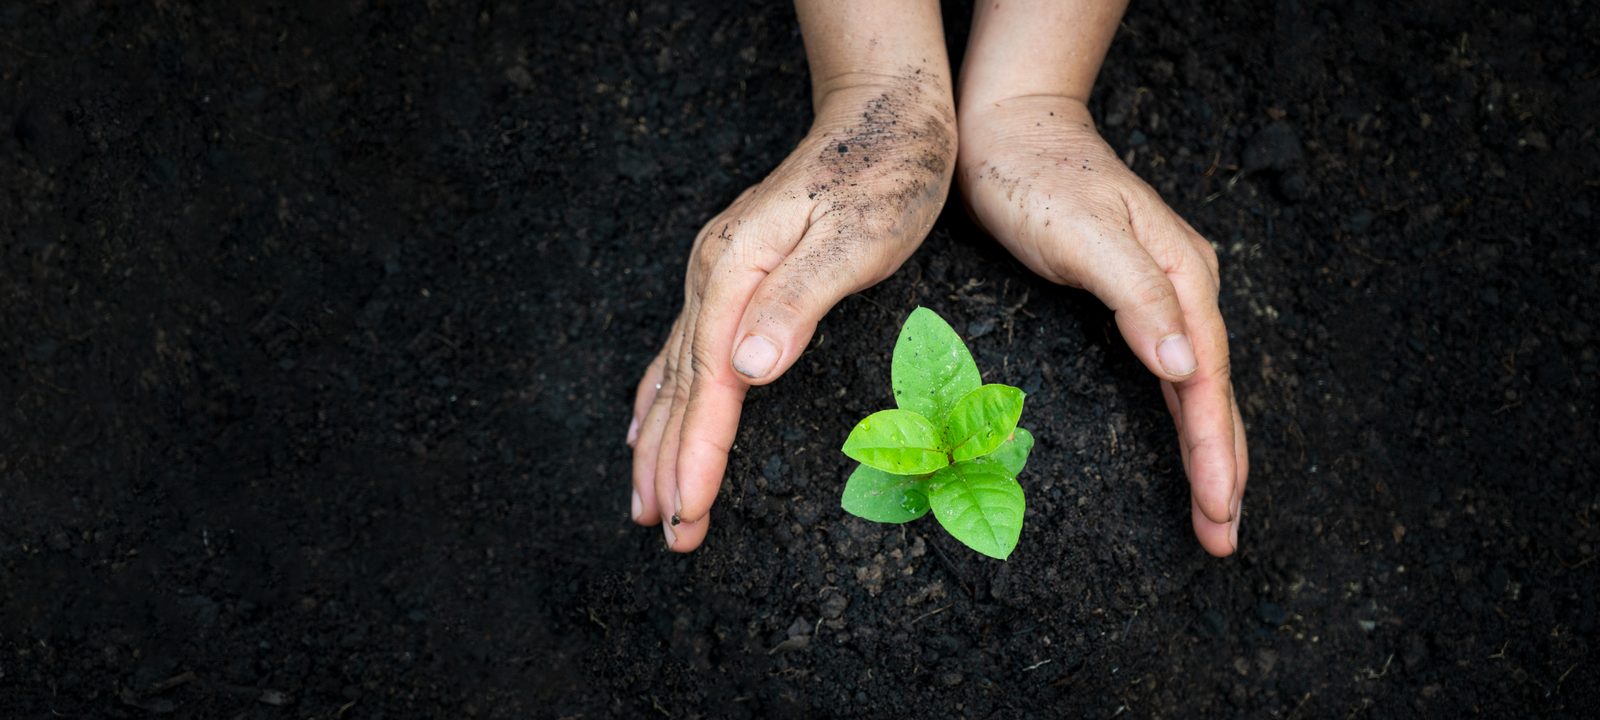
[840,307,1034,560]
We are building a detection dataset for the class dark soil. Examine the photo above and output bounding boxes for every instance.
[3,0,1597,717]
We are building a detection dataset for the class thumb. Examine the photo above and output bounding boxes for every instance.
[727,240,883,387]
[1107,263,1198,383]
[1060,216,1197,383]
[674,240,876,525]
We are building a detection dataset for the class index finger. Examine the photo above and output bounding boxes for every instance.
[1166,243,1240,556]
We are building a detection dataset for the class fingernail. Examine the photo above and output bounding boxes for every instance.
[662,517,677,547]
[1158,334,1197,377]
[1229,497,1243,551]
[733,334,780,379]
[630,489,642,520]
[626,416,640,446]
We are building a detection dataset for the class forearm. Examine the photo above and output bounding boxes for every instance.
[957,0,1128,113]
[794,0,954,115]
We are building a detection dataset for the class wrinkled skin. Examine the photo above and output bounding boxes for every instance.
[958,95,1248,556]
[628,75,958,552]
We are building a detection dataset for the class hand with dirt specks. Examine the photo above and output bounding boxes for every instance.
[628,1,957,552]
[957,0,1249,556]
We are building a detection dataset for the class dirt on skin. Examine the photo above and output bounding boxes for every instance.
[1,0,1597,717]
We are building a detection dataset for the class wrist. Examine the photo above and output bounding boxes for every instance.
[811,71,957,141]
[958,94,1093,160]
[960,91,1090,119]
[955,0,1125,118]
[959,84,1093,121]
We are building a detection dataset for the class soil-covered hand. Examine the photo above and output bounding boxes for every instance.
[958,95,1248,556]
[629,78,956,552]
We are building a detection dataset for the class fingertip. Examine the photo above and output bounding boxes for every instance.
[664,512,709,553]
[736,242,863,388]
[674,356,746,526]
[1192,498,1236,557]
[730,315,815,388]
[652,399,688,537]
[655,481,679,538]
[674,505,706,526]
[632,484,661,527]
[1197,487,1234,525]
[631,439,662,527]
[1190,440,1235,524]
[1112,312,1191,384]
[674,435,730,525]
[732,333,781,381]
[1180,399,1238,524]
[674,506,710,528]
[1157,333,1197,378]
[1230,496,1243,552]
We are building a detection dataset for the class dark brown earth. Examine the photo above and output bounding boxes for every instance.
[2,1,1596,717]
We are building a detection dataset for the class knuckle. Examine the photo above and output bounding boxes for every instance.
[1194,239,1221,282]
[660,347,679,378]
[690,251,716,281]
[1186,432,1231,461]
[659,353,678,385]
[754,277,812,324]
[653,374,681,404]
[1083,185,1131,219]
[670,363,695,401]
[1144,232,1189,275]
[690,244,722,282]
[657,353,690,403]
[1129,274,1179,313]
[686,322,726,378]
[855,210,913,245]
[742,228,791,274]
[1213,357,1233,382]
[689,215,739,278]
[1194,237,1219,269]
[688,342,721,380]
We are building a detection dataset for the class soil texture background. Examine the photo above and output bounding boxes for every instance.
[2,0,1597,717]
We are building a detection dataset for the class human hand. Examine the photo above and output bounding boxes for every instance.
[628,78,956,552]
[957,95,1248,556]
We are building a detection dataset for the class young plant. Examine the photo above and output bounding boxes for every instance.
[839,307,1034,560]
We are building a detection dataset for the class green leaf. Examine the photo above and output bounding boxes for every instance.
[892,307,982,424]
[928,461,1026,560]
[841,464,931,523]
[943,384,1026,462]
[841,409,949,475]
[979,426,1034,477]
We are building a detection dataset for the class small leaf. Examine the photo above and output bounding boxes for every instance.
[841,409,949,475]
[841,464,931,523]
[980,426,1034,477]
[892,307,982,424]
[943,384,1026,462]
[928,461,1026,560]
